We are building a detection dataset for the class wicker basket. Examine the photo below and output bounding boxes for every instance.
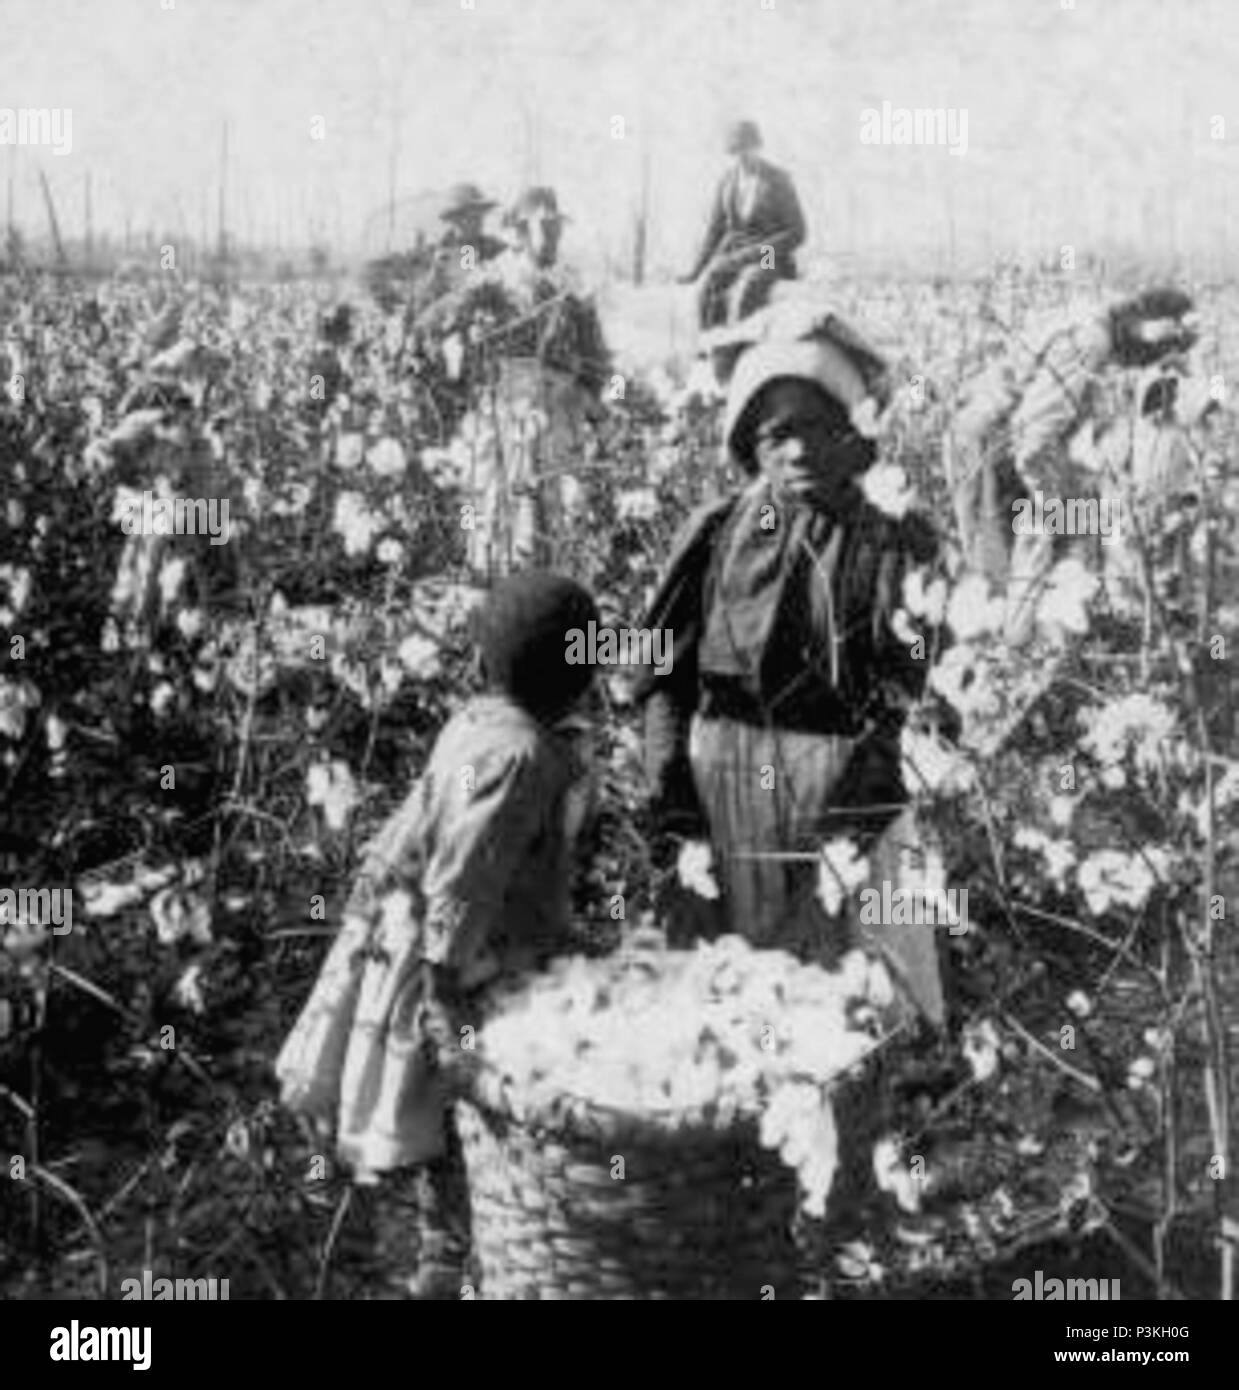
[455,1096,803,1300]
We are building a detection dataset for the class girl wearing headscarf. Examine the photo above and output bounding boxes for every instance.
[276,572,600,1297]
[635,307,943,1024]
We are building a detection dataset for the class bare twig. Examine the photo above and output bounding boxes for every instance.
[241,1234,288,1301]
[1098,1204,1183,1301]
[64,1156,155,1244]
[1011,901,1161,985]
[48,962,125,1015]
[1000,1010,1102,1093]
[314,1184,354,1301]
[30,1163,108,1297]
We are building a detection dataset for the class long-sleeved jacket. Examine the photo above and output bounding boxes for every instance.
[634,480,935,837]
[482,253,612,399]
[686,158,806,282]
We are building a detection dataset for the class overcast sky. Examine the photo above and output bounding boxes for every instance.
[3,0,1239,274]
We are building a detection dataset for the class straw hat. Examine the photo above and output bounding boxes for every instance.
[441,183,498,222]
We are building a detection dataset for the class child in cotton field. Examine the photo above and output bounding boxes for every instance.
[276,572,600,1298]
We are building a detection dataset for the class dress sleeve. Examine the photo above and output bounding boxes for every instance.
[344,779,427,921]
[1009,325,1108,492]
[419,746,560,983]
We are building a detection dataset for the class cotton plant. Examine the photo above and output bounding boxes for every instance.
[1076,847,1171,917]
[1034,556,1097,638]
[335,431,364,471]
[961,1018,1002,1083]
[1078,693,1179,777]
[1012,826,1076,892]
[873,1136,922,1215]
[305,759,361,833]
[332,491,384,557]
[396,632,442,681]
[615,487,660,523]
[816,837,870,915]
[267,479,313,518]
[900,723,975,797]
[78,879,146,919]
[926,644,1005,727]
[676,840,720,900]
[900,564,949,626]
[173,962,207,1015]
[362,437,404,478]
[150,884,212,947]
[945,573,1005,643]
[0,564,32,625]
[859,460,917,519]
[0,678,40,741]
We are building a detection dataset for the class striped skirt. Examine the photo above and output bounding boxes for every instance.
[687,714,944,1025]
[687,715,858,964]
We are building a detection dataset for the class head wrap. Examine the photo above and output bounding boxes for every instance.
[721,301,892,471]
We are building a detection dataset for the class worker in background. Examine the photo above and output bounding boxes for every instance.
[680,119,806,333]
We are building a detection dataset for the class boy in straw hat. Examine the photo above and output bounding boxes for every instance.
[633,303,946,1029]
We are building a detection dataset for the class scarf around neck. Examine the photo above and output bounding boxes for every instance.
[698,478,859,712]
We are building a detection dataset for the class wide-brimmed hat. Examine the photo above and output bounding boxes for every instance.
[724,119,762,154]
[441,182,498,222]
[506,185,569,227]
[721,303,892,470]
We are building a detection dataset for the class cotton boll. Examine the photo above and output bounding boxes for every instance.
[366,437,406,477]
[961,1019,1001,1082]
[676,840,720,900]
[860,462,914,517]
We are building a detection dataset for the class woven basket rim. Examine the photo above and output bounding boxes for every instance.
[464,1026,886,1138]
[468,1071,750,1124]
[463,948,892,1146]
[462,1065,768,1144]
